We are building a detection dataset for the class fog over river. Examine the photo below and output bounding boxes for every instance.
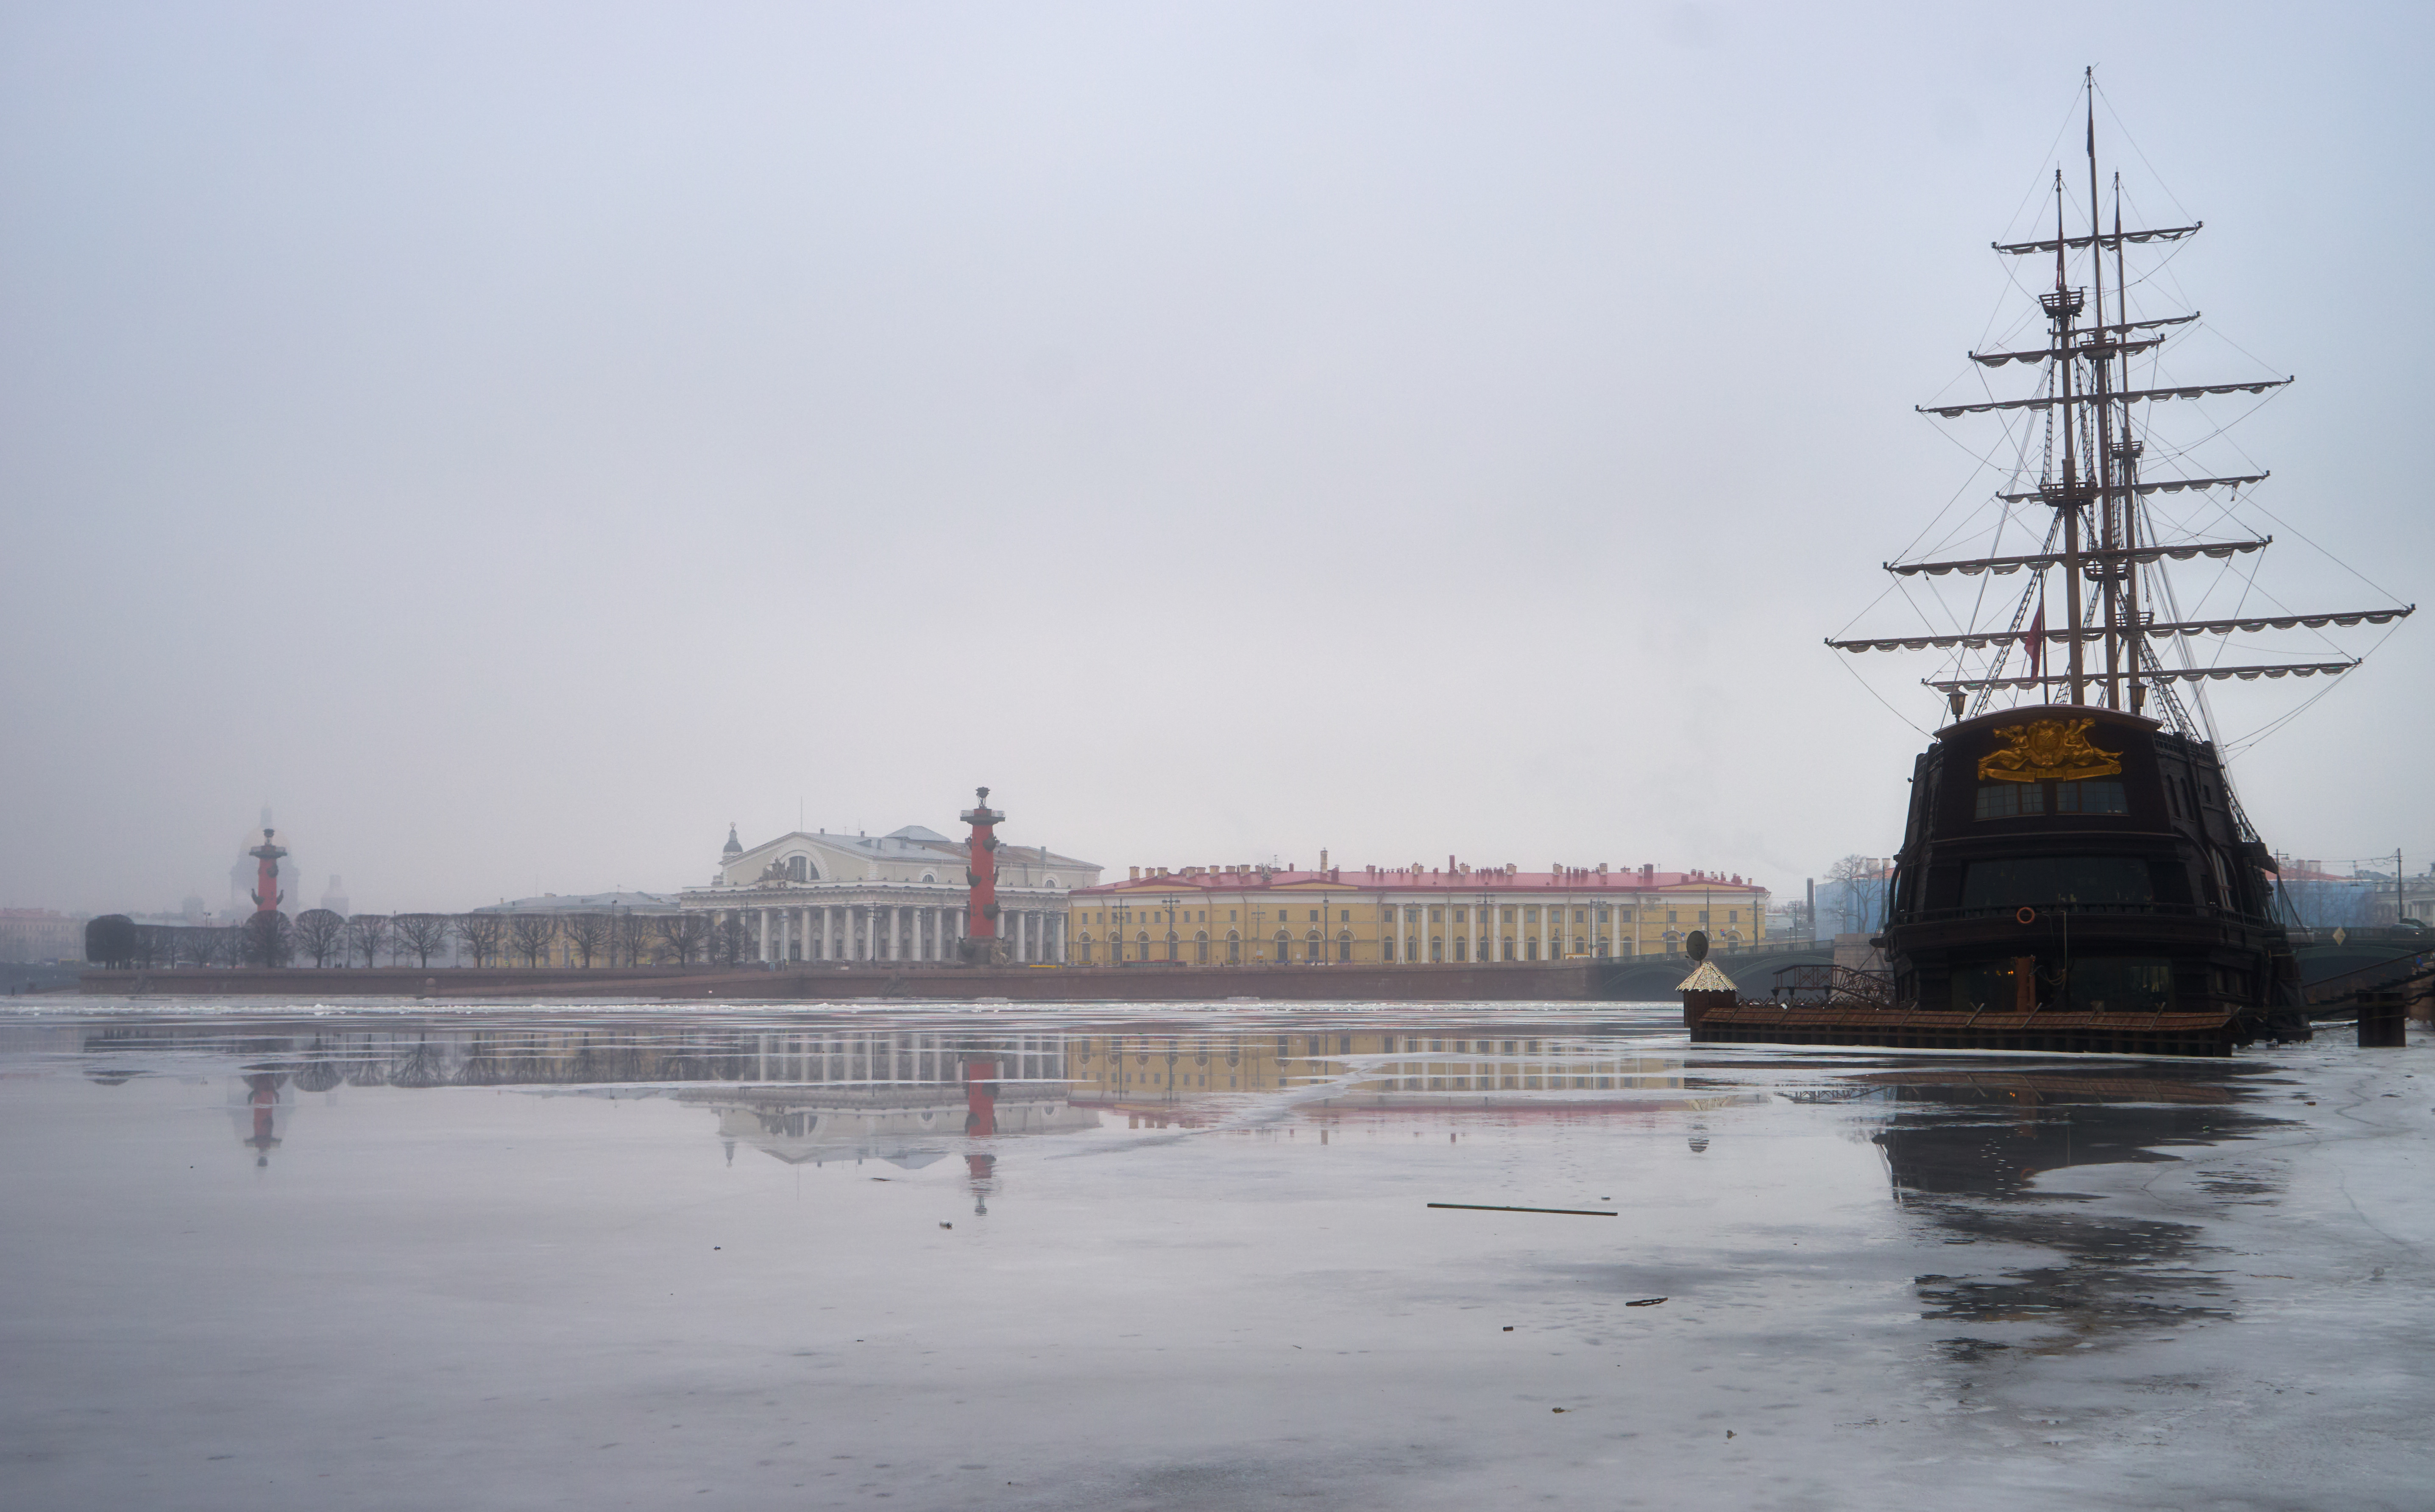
[1,1002,2427,1510]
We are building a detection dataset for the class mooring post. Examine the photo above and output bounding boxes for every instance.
[2358,989,2408,1048]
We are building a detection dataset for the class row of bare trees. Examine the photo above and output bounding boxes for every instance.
[86,910,755,970]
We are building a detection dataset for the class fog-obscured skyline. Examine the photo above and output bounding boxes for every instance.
[5,3,2429,916]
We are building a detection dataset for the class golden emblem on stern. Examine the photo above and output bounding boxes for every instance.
[1977,718,2122,783]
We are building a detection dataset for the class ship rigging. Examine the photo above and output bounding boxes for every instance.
[1830,70,2410,739]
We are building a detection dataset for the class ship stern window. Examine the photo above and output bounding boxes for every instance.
[2054,780,2129,815]
[1961,856,2154,910]
[1975,783,2047,820]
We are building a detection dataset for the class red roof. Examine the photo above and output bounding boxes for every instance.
[1075,866,1764,898]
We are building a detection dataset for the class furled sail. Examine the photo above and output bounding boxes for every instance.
[1992,223,2201,254]
[1886,538,2270,579]
[1998,472,2265,503]
[1920,377,2290,418]
[1969,335,2165,366]
[1924,660,2356,694]
[1831,606,2410,653]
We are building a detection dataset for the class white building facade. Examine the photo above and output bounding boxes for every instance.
[678,824,1100,965]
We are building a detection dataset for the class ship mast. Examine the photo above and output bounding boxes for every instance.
[2048,172,2086,708]
[2084,70,2122,713]
[1829,73,2412,728]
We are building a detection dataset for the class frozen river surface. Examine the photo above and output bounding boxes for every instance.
[1,1002,2429,1511]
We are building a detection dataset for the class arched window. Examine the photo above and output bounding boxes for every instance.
[1165,931,1179,962]
[785,855,810,882]
[1195,930,1210,964]
[1226,930,1241,964]
[1429,937,1443,962]
[1137,931,1151,961]
[1273,930,1290,962]
[1043,875,1060,889]
[1337,930,1352,963]
[1306,930,1321,962]
[920,871,936,883]
[1502,937,1517,961]
[1453,938,1466,962]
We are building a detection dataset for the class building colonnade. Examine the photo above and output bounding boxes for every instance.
[708,901,1067,965]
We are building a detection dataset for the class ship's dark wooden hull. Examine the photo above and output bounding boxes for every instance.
[1722,706,2303,1056]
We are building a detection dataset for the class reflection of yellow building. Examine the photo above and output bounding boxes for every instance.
[1062,1030,1684,1105]
[1064,862,1766,966]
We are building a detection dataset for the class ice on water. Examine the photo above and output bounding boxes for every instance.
[1,1003,2427,1510]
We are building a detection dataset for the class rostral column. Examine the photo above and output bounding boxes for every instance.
[248,828,288,915]
[958,786,1006,966]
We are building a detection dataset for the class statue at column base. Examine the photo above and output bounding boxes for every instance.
[957,936,1008,967]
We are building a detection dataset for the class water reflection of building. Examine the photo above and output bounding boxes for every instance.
[1063,1030,1685,1108]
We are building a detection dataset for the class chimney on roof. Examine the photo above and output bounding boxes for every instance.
[1130,866,1140,880]
[1320,849,1328,870]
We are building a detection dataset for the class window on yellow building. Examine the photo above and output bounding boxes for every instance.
[1699,911,1709,923]
[1668,911,1678,924]
[1309,910,1320,923]
[1340,910,1350,922]
[1502,908,1515,924]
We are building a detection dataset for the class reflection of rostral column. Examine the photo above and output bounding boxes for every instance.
[958,786,1006,965]
[248,828,288,916]
[962,1053,999,1213]
[241,1072,284,1166]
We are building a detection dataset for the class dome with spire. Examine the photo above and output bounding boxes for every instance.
[722,823,743,860]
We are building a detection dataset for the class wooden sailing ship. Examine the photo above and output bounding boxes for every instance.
[1689,75,2411,1056]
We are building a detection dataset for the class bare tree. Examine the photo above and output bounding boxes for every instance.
[346,913,391,969]
[240,911,295,967]
[508,913,559,968]
[1825,855,1892,934]
[203,925,245,967]
[710,916,748,968]
[658,913,710,966]
[131,924,173,968]
[393,913,452,969]
[610,911,654,968]
[559,912,608,968]
[456,913,507,969]
[294,908,347,967]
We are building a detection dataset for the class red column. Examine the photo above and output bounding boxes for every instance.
[959,787,1005,964]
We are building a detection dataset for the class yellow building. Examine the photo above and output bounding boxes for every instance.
[1064,858,1767,965]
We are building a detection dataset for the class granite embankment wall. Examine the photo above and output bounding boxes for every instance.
[84,960,1624,1002]
[78,948,1841,1004]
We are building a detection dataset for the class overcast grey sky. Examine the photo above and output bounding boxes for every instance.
[4,2,2429,916]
